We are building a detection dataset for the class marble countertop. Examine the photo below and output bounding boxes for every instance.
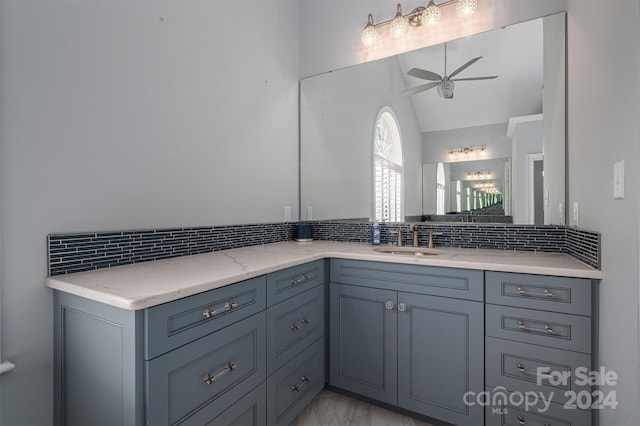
[45,240,602,311]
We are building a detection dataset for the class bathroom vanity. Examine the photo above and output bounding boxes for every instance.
[47,241,600,426]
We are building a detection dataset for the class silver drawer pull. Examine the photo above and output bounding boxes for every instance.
[224,301,238,311]
[517,321,556,335]
[385,301,394,310]
[291,375,311,392]
[516,363,551,378]
[290,317,311,331]
[291,274,311,286]
[397,302,407,312]
[202,308,217,318]
[203,362,237,385]
[517,287,554,298]
[517,415,526,425]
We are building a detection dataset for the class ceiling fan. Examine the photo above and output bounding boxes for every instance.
[402,43,497,99]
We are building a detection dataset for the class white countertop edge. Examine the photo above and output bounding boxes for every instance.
[45,241,602,311]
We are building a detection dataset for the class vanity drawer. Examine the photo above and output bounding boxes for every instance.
[267,285,325,375]
[146,312,266,426]
[330,259,483,301]
[267,337,325,426]
[145,276,266,360]
[485,337,591,405]
[484,386,592,426]
[486,272,591,315]
[266,260,325,306]
[486,305,591,353]
[186,381,266,426]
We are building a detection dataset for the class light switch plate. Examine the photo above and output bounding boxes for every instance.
[613,160,625,199]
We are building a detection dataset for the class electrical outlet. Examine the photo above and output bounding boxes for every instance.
[284,206,291,222]
[613,160,625,199]
[307,206,313,220]
[544,189,549,206]
[559,203,564,225]
[572,202,579,227]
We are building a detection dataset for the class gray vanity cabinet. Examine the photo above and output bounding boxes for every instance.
[329,283,398,405]
[397,292,484,426]
[329,259,484,426]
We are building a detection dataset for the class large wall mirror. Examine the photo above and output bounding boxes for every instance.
[300,12,566,225]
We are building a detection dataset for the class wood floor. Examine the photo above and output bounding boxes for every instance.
[291,390,435,426]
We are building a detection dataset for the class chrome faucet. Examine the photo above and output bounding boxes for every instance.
[409,224,420,247]
[427,230,443,249]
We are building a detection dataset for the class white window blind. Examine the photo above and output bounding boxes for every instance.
[373,108,403,223]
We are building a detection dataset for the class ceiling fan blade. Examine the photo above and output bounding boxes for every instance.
[451,76,498,81]
[401,82,440,96]
[407,68,442,81]
[448,56,482,78]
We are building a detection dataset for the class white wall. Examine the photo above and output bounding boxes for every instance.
[0,1,300,424]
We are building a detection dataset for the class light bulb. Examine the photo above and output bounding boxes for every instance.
[390,4,409,38]
[422,0,441,26]
[456,0,478,18]
[361,14,378,46]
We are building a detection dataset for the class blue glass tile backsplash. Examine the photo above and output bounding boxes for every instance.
[48,221,600,276]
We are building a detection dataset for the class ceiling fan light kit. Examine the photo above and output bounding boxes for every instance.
[360,0,478,46]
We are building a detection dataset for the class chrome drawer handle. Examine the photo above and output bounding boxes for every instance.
[291,375,311,392]
[203,362,237,385]
[517,287,554,298]
[290,317,311,331]
[203,301,237,318]
[291,274,311,285]
[517,321,556,335]
[516,363,551,378]
[202,308,217,318]
[517,415,526,425]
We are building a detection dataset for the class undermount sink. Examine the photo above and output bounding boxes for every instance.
[374,246,445,256]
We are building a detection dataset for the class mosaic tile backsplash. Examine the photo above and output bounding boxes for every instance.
[48,221,601,276]
[48,223,295,276]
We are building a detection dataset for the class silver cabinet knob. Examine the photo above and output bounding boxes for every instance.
[385,301,394,310]
[398,302,407,312]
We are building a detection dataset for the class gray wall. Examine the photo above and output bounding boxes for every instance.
[422,123,512,164]
[566,2,640,426]
[2,1,639,425]
[0,1,300,425]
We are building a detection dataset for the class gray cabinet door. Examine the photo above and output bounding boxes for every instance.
[329,283,397,405]
[397,292,484,426]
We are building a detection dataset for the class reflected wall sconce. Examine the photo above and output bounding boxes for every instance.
[466,171,492,180]
[361,0,479,46]
[447,145,486,161]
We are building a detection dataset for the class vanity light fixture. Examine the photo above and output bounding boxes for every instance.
[466,171,492,180]
[360,0,479,46]
[447,145,487,161]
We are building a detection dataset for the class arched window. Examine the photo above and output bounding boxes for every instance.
[436,162,445,215]
[373,108,403,222]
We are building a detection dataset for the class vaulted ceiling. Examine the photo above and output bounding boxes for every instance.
[395,17,543,133]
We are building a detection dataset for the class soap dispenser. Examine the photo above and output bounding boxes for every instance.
[371,222,381,246]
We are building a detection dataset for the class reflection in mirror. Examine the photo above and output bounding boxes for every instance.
[300,13,566,225]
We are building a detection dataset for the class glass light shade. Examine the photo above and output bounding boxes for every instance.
[437,79,455,98]
[421,1,441,26]
[361,14,378,45]
[390,4,409,38]
[456,0,478,18]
